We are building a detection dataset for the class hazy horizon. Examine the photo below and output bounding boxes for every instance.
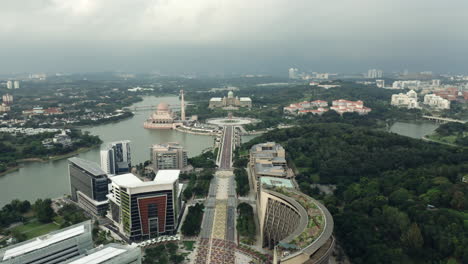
[1,0,467,75]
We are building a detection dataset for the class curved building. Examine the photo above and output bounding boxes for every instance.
[258,185,334,264]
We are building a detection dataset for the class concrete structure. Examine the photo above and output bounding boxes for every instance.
[289,68,299,79]
[249,142,291,192]
[62,243,142,264]
[376,79,385,88]
[6,81,12,90]
[13,81,19,89]
[432,79,441,86]
[180,89,186,121]
[258,187,334,264]
[107,170,181,241]
[392,80,421,89]
[209,91,252,109]
[330,99,372,115]
[69,157,109,217]
[100,140,131,175]
[367,69,383,78]
[0,221,93,264]
[150,143,188,172]
[391,90,420,109]
[143,102,182,129]
[0,104,10,113]
[424,94,450,109]
[2,94,13,105]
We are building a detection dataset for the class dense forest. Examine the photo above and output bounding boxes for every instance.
[244,123,468,263]
[430,122,468,146]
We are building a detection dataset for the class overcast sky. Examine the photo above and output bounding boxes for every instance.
[1,0,467,75]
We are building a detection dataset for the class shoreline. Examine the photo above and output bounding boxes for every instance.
[0,145,100,177]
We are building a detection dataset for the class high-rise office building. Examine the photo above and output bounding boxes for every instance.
[0,221,93,264]
[101,140,131,175]
[68,157,109,216]
[62,243,142,264]
[288,68,298,79]
[367,69,383,78]
[2,94,13,105]
[6,81,12,89]
[376,79,385,88]
[13,81,19,89]
[150,143,188,172]
[107,170,181,241]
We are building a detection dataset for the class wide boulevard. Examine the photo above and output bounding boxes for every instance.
[195,126,237,264]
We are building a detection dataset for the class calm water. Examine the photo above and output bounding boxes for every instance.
[388,121,439,139]
[0,96,215,206]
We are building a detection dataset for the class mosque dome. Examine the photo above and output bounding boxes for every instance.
[228,91,234,98]
[157,102,169,111]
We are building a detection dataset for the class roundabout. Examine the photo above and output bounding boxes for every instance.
[206,117,259,126]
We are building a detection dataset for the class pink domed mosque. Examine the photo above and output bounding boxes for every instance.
[143,90,186,130]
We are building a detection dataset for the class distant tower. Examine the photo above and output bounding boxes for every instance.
[14,81,20,89]
[180,89,186,121]
[6,81,12,89]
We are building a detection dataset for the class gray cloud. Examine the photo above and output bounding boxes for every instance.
[1,0,467,74]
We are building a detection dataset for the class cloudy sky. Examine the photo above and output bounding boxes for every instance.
[1,0,467,75]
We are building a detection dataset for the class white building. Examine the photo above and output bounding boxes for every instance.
[107,170,181,241]
[151,143,189,172]
[288,68,299,79]
[13,81,20,89]
[2,94,13,105]
[367,69,383,78]
[6,81,12,89]
[100,140,131,175]
[391,90,420,109]
[392,80,421,89]
[432,79,441,86]
[376,80,385,88]
[315,73,329,80]
[424,94,450,109]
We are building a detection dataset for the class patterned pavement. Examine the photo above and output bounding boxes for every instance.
[195,126,237,264]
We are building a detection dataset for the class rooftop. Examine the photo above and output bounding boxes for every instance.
[64,244,132,264]
[111,170,179,188]
[210,97,223,101]
[1,221,91,261]
[69,157,107,176]
[260,177,294,188]
[263,187,333,260]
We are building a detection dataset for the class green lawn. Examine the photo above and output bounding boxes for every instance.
[182,241,195,251]
[13,221,60,239]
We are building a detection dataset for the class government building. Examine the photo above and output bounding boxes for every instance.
[209,91,252,109]
[250,142,335,264]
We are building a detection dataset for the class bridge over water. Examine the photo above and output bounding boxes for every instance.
[422,115,466,124]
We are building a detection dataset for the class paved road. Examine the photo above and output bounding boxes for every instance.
[195,125,237,264]
[219,126,233,170]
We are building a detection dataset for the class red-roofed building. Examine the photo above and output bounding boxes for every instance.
[331,100,371,115]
